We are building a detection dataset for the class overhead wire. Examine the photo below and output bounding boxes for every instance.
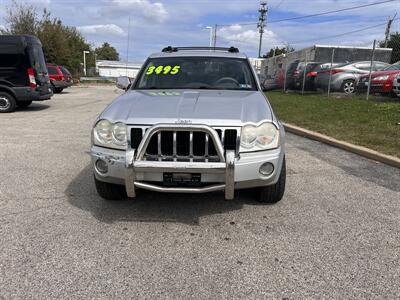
[217,0,397,27]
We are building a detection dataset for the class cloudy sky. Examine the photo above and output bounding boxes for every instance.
[0,0,399,61]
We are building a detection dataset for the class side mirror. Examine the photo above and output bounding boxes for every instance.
[116,76,131,90]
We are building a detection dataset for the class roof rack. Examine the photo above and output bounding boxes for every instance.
[161,46,239,53]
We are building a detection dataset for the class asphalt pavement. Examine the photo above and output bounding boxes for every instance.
[0,85,399,299]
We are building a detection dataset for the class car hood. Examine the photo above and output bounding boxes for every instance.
[99,89,274,127]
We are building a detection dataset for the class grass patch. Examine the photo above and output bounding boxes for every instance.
[266,91,400,158]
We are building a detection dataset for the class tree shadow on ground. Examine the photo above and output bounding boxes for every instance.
[65,164,259,225]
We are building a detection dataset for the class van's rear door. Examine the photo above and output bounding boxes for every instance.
[27,43,52,95]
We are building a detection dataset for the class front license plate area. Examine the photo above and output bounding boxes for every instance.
[163,173,201,187]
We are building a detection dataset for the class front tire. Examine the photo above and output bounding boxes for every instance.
[94,176,127,200]
[54,88,63,93]
[0,91,17,113]
[16,101,32,108]
[257,157,286,204]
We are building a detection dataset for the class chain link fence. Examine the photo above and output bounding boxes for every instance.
[261,36,400,100]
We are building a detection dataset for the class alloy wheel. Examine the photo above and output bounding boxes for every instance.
[0,96,11,111]
[343,81,355,94]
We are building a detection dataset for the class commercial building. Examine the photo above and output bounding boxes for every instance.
[95,60,143,79]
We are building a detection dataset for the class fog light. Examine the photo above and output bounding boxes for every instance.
[259,162,274,176]
[96,159,108,174]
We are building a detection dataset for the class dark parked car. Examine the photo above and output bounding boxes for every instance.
[292,62,323,91]
[357,62,400,96]
[0,35,52,112]
[285,60,300,89]
[298,62,348,91]
[47,64,73,93]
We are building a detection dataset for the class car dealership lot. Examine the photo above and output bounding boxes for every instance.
[0,86,399,299]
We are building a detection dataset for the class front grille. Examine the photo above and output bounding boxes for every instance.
[131,128,143,149]
[130,127,238,162]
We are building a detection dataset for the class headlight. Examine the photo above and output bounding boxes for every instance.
[374,75,389,81]
[112,122,128,146]
[240,122,279,152]
[93,120,127,149]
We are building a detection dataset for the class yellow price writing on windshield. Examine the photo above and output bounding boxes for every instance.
[146,65,180,75]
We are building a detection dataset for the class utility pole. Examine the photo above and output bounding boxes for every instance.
[257,2,268,58]
[126,15,131,77]
[205,26,213,47]
[213,24,218,47]
[384,13,396,48]
[83,50,89,76]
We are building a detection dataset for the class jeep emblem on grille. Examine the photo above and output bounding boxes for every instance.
[175,119,192,124]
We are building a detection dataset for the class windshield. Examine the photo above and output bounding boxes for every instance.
[134,57,257,90]
[60,66,71,76]
[384,63,400,71]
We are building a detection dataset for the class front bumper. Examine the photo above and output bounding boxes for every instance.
[52,80,73,89]
[91,143,284,200]
[357,81,393,93]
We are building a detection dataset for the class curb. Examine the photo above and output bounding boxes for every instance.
[283,123,400,169]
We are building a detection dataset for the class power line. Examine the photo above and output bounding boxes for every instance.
[274,0,285,9]
[218,18,398,47]
[217,0,396,27]
[269,0,396,23]
[289,19,398,45]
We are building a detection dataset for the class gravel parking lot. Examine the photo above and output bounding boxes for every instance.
[1,86,399,299]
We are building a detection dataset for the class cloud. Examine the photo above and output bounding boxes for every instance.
[30,0,51,5]
[102,0,168,22]
[77,24,126,37]
[217,24,283,54]
[2,0,395,60]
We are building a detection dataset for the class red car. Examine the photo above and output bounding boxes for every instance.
[357,62,400,96]
[46,64,73,93]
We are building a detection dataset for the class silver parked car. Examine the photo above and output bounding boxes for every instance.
[315,61,389,94]
[91,46,286,203]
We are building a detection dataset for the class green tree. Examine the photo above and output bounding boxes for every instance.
[95,42,120,61]
[0,0,39,35]
[62,26,94,72]
[37,10,70,66]
[379,32,400,64]
[263,46,295,58]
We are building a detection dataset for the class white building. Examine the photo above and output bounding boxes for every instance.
[96,60,143,79]
[249,58,266,74]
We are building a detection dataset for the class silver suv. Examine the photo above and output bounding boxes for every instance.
[91,46,286,203]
